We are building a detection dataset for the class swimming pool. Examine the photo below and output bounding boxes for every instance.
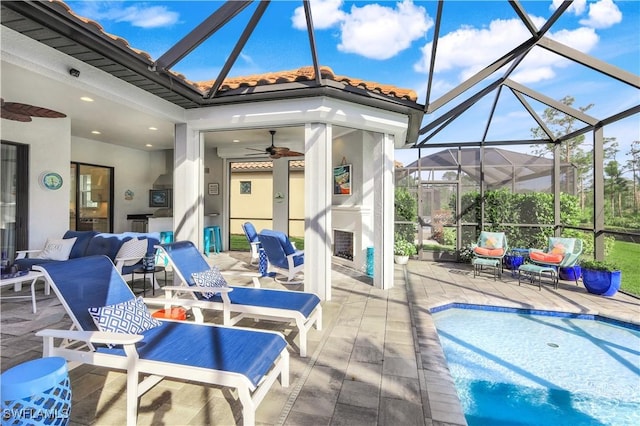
[432,305,640,426]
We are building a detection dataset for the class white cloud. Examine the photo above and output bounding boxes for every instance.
[75,3,179,29]
[579,0,622,29]
[292,0,346,30]
[550,0,587,16]
[414,16,599,84]
[337,0,432,60]
[292,0,432,60]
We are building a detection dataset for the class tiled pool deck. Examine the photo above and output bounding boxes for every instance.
[2,254,638,425]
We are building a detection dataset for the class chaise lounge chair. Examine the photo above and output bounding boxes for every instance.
[34,256,289,426]
[156,240,322,357]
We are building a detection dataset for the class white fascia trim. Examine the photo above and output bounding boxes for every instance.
[186,96,409,143]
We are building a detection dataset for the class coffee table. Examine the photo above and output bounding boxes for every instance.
[0,271,47,313]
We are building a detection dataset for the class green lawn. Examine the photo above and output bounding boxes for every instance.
[608,240,640,296]
[229,234,304,252]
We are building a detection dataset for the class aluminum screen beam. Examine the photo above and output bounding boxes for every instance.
[303,0,322,86]
[206,1,269,99]
[153,1,252,72]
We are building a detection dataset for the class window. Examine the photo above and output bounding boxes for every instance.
[240,181,251,194]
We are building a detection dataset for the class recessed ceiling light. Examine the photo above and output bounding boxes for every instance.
[148,127,158,131]
[80,96,94,102]
[145,144,153,147]
[91,130,101,135]
[233,139,240,143]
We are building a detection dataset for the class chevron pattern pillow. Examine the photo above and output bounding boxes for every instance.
[191,266,228,300]
[88,296,161,336]
[116,237,149,266]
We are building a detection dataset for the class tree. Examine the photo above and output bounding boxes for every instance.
[530,96,595,212]
[626,140,640,213]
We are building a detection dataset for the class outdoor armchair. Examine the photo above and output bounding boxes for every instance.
[258,229,304,284]
[528,237,583,283]
[242,222,261,265]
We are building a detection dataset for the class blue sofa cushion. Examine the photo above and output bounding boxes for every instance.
[85,233,133,260]
[63,230,99,259]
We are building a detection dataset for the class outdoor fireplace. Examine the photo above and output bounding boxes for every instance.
[333,230,354,261]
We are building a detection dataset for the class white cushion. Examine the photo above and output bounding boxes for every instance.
[88,296,161,336]
[116,238,148,266]
[191,266,228,299]
[36,237,77,261]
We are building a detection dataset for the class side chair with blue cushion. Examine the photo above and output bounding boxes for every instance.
[242,222,261,265]
[34,256,289,426]
[156,240,322,357]
[258,229,304,284]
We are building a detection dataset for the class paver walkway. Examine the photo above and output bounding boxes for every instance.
[1,254,638,425]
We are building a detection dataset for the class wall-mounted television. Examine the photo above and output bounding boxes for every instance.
[149,189,172,208]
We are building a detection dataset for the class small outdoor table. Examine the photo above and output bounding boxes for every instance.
[1,270,47,313]
[472,257,501,281]
[518,263,558,290]
[131,266,166,296]
[504,248,529,278]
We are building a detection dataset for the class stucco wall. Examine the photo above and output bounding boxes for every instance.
[1,118,71,249]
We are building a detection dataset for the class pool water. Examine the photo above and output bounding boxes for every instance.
[432,307,640,426]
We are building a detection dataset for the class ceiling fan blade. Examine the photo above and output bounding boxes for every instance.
[1,107,32,122]
[2,102,66,118]
[280,150,304,157]
[246,147,266,152]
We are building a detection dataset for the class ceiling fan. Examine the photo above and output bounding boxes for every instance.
[247,130,304,159]
[1,98,66,122]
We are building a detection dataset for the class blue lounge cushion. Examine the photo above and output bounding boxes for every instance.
[259,230,304,270]
[211,287,320,318]
[191,267,229,299]
[89,296,161,335]
[97,321,287,388]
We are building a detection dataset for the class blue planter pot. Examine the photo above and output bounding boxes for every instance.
[582,269,621,296]
[559,265,581,281]
[504,255,524,271]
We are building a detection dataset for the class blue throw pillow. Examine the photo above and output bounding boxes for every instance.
[191,266,228,300]
[88,296,161,335]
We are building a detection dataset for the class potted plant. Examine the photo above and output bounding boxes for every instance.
[394,239,416,265]
[580,259,621,296]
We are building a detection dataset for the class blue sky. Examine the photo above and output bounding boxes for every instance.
[68,0,639,168]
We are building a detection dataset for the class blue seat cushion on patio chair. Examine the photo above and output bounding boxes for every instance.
[96,321,287,388]
[211,287,320,318]
[243,222,260,244]
[259,230,304,270]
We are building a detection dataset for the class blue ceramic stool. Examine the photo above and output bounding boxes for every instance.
[1,357,71,425]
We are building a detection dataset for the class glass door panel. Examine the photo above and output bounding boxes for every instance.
[71,163,113,233]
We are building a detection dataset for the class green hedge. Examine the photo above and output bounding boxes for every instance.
[454,189,612,256]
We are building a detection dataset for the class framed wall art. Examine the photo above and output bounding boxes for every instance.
[333,164,351,195]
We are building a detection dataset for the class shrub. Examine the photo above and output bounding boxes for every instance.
[394,239,417,256]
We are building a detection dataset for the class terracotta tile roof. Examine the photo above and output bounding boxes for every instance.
[192,66,418,102]
[231,160,305,171]
[51,1,418,103]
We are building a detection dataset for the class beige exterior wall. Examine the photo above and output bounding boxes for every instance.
[229,168,305,237]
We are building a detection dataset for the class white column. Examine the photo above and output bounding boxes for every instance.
[173,123,204,247]
[373,132,395,289]
[272,159,289,232]
[304,123,332,301]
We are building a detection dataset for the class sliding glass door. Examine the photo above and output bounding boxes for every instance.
[1,141,28,264]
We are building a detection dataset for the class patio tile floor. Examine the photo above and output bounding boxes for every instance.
[1,253,638,425]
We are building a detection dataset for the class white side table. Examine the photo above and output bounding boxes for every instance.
[0,271,47,313]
